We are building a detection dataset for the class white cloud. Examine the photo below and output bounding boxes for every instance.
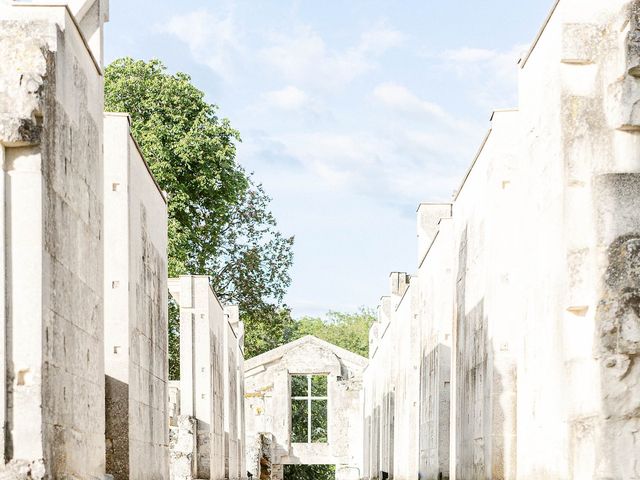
[358,24,406,55]
[158,9,240,81]
[259,23,405,91]
[269,130,466,202]
[373,82,482,133]
[262,86,310,110]
[441,47,498,63]
[373,82,449,120]
[435,44,528,109]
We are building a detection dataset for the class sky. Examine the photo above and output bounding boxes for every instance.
[105,0,553,318]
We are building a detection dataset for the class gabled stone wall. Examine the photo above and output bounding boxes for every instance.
[244,336,367,480]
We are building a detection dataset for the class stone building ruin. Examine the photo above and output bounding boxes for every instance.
[0,2,246,479]
[168,276,246,480]
[362,0,640,479]
[0,0,110,476]
[1,0,640,479]
[103,112,169,479]
[244,336,366,480]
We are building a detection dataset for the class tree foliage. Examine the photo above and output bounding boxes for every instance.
[243,305,298,359]
[244,308,376,360]
[104,58,294,378]
[284,464,335,480]
[293,308,375,358]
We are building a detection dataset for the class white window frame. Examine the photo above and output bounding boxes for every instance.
[290,374,328,444]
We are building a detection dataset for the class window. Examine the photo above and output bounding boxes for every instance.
[290,374,328,443]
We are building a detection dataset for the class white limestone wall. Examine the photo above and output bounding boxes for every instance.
[0,2,107,477]
[363,2,640,480]
[416,208,453,480]
[224,305,246,480]
[244,336,366,479]
[103,113,169,479]
[362,272,422,480]
[169,275,245,480]
[514,1,640,478]
[450,110,521,480]
[391,279,421,479]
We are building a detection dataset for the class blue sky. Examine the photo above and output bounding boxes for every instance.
[105,0,552,318]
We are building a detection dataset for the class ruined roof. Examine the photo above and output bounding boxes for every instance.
[245,335,368,373]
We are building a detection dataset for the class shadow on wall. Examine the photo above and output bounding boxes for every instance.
[105,375,129,479]
[418,342,450,480]
[454,226,517,480]
[196,419,211,479]
[363,393,394,480]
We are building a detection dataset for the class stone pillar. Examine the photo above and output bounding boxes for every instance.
[225,305,246,479]
[103,113,169,480]
[169,275,228,480]
[0,1,107,477]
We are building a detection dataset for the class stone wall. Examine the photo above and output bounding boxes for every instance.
[103,113,169,479]
[244,336,367,480]
[416,206,453,480]
[168,275,245,480]
[362,273,421,480]
[224,305,246,480]
[362,0,640,479]
[0,4,247,480]
[0,1,107,477]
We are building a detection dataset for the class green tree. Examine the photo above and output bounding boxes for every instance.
[104,58,294,378]
[293,308,376,357]
[284,464,335,480]
[243,305,298,359]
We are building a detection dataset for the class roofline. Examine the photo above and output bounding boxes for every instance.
[105,112,167,205]
[394,276,415,313]
[453,109,518,203]
[167,275,225,311]
[13,2,102,75]
[417,217,453,269]
[415,202,452,213]
[453,129,492,202]
[245,335,368,371]
[519,0,561,69]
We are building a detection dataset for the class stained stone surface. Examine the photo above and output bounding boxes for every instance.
[363,1,640,479]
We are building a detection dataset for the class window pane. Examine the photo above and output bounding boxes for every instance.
[291,399,308,443]
[311,399,328,443]
[311,375,327,396]
[291,375,308,397]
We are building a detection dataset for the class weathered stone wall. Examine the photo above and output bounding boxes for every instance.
[513,1,640,478]
[416,206,453,480]
[363,273,422,480]
[0,2,107,477]
[244,336,366,479]
[450,110,520,480]
[168,275,245,480]
[224,305,246,480]
[362,1,640,479]
[103,113,169,479]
